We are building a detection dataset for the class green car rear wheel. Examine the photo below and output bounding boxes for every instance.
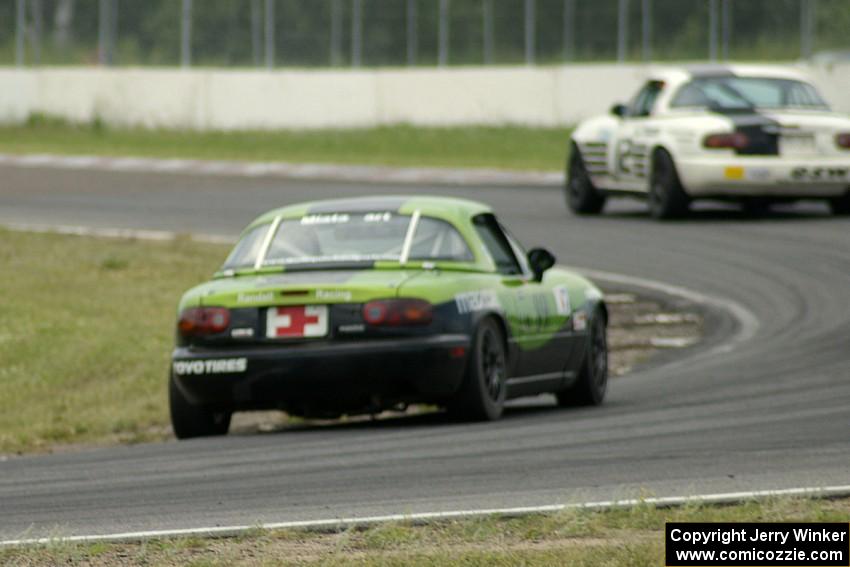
[169,373,232,439]
[447,318,508,421]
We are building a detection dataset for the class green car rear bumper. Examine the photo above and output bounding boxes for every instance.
[171,334,471,415]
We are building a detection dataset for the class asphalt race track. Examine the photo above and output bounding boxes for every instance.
[1,165,849,540]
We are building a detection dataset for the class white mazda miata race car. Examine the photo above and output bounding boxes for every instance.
[567,65,850,219]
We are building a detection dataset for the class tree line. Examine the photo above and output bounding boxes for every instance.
[4,0,848,66]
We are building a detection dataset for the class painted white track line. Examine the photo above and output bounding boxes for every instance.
[3,485,849,547]
[0,152,561,187]
[577,267,760,359]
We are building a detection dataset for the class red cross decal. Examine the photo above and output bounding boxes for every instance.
[267,306,327,338]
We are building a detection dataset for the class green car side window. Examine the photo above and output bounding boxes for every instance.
[472,214,522,275]
[502,229,533,279]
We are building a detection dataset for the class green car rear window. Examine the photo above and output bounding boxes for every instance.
[221,213,473,271]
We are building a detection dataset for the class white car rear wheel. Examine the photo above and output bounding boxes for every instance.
[649,149,690,220]
[829,192,850,216]
[565,145,606,215]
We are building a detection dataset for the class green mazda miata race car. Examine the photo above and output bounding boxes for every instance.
[170,196,608,438]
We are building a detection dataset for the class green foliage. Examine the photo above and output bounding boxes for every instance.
[25,112,70,129]
[4,0,848,67]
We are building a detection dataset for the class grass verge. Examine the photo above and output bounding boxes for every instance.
[0,115,571,172]
[0,230,698,455]
[0,229,229,454]
[2,497,848,566]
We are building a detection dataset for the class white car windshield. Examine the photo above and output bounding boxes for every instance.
[222,212,473,270]
[671,77,829,111]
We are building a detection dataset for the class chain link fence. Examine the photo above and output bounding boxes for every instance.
[4,0,849,68]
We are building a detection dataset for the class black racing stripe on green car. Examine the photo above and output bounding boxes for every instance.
[252,270,366,284]
[279,260,379,273]
[307,196,410,214]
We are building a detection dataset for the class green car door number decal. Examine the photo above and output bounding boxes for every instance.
[511,288,568,339]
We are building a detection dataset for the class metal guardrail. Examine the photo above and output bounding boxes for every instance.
[5,0,843,69]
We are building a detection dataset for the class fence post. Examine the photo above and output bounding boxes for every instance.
[483,0,493,64]
[331,0,342,66]
[810,0,817,57]
[524,0,535,65]
[407,0,417,66]
[111,0,118,64]
[800,0,816,59]
[252,0,261,66]
[721,0,730,60]
[352,0,362,67]
[801,0,808,59]
[181,0,191,68]
[15,0,25,66]
[98,0,110,65]
[641,0,650,61]
[31,0,42,65]
[617,0,628,63]
[438,0,449,67]
[708,0,718,61]
[265,0,274,68]
[562,0,574,61]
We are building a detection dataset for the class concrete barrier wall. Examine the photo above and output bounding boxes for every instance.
[0,63,848,130]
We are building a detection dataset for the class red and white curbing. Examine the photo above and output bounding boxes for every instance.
[0,153,562,187]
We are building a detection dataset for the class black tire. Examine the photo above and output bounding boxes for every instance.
[829,192,850,216]
[740,198,772,217]
[447,318,508,421]
[556,310,608,407]
[648,149,690,220]
[169,373,232,439]
[565,143,606,215]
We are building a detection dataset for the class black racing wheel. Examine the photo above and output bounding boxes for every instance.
[557,309,608,407]
[169,372,232,439]
[447,318,508,421]
[648,149,690,220]
[565,143,606,215]
[829,191,850,216]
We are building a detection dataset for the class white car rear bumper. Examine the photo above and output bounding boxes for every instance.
[676,156,850,198]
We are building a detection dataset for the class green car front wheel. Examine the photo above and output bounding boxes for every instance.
[557,309,608,407]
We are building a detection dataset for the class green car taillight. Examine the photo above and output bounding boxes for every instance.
[178,307,230,337]
[363,299,433,327]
